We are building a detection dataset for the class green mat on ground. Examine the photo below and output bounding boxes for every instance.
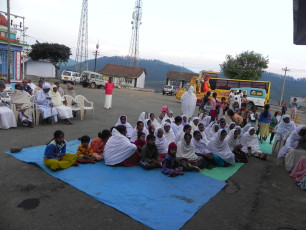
[201,163,244,181]
[202,136,273,181]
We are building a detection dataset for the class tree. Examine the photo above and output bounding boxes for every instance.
[29,42,71,76]
[220,51,269,80]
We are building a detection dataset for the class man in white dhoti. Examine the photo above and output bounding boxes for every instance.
[181,86,197,119]
[34,83,58,125]
[104,77,114,109]
[11,83,34,128]
[50,85,73,125]
[0,81,17,129]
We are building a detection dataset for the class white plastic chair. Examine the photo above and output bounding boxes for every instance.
[75,95,94,120]
[10,103,19,123]
[64,95,81,119]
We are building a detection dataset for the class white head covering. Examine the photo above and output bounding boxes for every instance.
[226,128,239,151]
[197,123,209,145]
[240,127,262,154]
[192,133,210,154]
[278,125,306,158]
[162,122,175,145]
[176,133,198,161]
[181,115,189,126]
[207,129,235,165]
[130,123,149,142]
[206,122,219,140]
[181,86,197,119]
[275,115,296,140]
[228,122,236,131]
[190,117,199,132]
[202,116,211,128]
[241,124,251,135]
[138,112,147,122]
[154,127,168,154]
[115,115,134,139]
[104,128,137,165]
[42,83,51,89]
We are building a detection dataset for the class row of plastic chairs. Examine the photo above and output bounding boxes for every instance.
[10,95,94,126]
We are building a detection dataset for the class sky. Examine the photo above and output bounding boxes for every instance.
[1,0,306,78]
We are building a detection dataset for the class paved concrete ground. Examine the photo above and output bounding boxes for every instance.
[1,85,305,230]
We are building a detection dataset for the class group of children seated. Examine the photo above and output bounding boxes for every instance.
[43,106,269,177]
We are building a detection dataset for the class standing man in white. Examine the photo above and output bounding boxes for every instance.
[104,77,114,110]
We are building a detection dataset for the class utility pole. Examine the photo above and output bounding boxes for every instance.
[279,67,290,106]
[93,41,99,72]
[7,0,11,84]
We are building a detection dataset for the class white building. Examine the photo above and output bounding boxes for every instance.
[25,60,55,78]
[98,63,146,88]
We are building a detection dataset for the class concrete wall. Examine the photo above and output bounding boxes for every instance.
[135,71,145,88]
[25,60,55,78]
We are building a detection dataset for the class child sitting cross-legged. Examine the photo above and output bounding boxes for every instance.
[140,134,163,169]
[44,130,78,171]
[76,135,96,163]
[161,142,184,176]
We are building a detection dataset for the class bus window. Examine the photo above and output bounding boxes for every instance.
[227,81,240,89]
[240,81,252,88]
[210,79,217,90]
[252,82,266,89]
[250,90,263,96]
[216,79,228,89]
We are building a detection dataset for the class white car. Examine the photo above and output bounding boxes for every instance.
[61,70,80,85]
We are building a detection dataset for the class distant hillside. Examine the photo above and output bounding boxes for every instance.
[58,56,193,82]
[58,56,306,104]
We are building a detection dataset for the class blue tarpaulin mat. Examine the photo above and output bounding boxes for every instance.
[5,140,226,230]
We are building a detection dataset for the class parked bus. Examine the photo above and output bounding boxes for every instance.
[176,76,271,107]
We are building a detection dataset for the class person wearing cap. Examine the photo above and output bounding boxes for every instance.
[34,83,58,125]
[158,106,168,123]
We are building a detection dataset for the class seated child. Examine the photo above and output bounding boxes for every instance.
[146,119,155,135]
[76,135,96,163]
[134,131,147,156]
[161,142,184,177]
[140,134,163,169]
[44,130,78,171]
[90,129,112,161]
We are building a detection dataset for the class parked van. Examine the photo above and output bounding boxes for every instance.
[80,71,107,88]
[61,70,80,85]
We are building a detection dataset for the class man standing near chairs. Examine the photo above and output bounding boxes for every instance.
[104,77,114,110]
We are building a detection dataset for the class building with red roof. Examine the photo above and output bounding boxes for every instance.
[98,63,146,88]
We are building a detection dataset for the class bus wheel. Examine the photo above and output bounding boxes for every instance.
[90,83,96,89]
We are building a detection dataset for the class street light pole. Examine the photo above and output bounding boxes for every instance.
[7,0,11,84]
[279,67,290,106]
[94,41,99,72]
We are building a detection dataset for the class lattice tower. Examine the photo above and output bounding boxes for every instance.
[127,0,142,67]
[75,0,88,73]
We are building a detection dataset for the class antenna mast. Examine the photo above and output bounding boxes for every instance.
[75,0,88,73]
[127,0,142,67]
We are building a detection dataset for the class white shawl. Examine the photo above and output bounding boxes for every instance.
[226,129,239,151]
[181,115,189,126]
[190,117,199,132]
[154,127,168,154]
[104,128,137,165]
[115,115,134,139]
[138,112,147,122]
[207,130,235,165]
[206,123,219,140]
[181,86,197,119]
[275,115,296,140]
[240,127,262,154]
[202,116,211,128]
[162,122,175,145]
[278,125,305,158]
[192,138,210,154]
[171,122,183,137]
[176,138,198,161]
